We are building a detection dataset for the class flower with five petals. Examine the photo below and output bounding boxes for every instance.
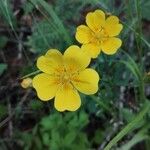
[76,9,123,58]
[33,45,99,111]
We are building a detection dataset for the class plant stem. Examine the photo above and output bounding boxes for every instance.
[103,101,150,150]
[135,0,143,69]
[20,70,41,79]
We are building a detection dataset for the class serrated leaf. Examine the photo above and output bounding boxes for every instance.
[27,20,63,53]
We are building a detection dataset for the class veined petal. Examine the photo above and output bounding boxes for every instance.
[37,49,63,74]
[33,73,59,101]
[54,84,81,111]
[64,45,91,71]
[105,23,123,37]
[106,16,119,24]
[75,25,93,44]
[86,9,105,32]
[104,15,123,36]
[95,10,105,19]
[81,43,101,58]
[45,49,62,58]
[72,68,99,95]
[101,37,122,55]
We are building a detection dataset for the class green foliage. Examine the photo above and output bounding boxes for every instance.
[92,129,105,144]
[0,0,150,150]
[17,111,90,150]
[104,101,150,150]
[0,0,16,27]
[23,0,36,15]
[25,0,99,53]
[119,126,150,150]
[121,108,135,123]
[27,20,64,53]
[141,0,150,20]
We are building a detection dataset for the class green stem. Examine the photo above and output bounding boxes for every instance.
[104,101,150,150]
[120,21,150,48]
[135,0,146,102]
[20,70,41,79]
[135,0,143,69]
[121,49,145,102]
[139,78,146,101]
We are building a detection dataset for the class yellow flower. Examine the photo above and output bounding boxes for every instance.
[76,9,123,58]
[21,78,32,88]
[33,45,99,112]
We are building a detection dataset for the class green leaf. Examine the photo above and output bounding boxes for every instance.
[27,20,63,53]
[36,0,72,44]
[42,133,50,146]
[64,131,77,146]
[120,126,149,150]
[141,1,150,20]
[104,101,150,150]
[0,0,16,27]
[0,63,7,76]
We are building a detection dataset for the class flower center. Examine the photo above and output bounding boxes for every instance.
[93,27,109,43]
[57,68,73,85]
[54,66,78,86]
[63,74,70,81]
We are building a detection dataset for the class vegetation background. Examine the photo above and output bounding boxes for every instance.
[0,0,150,149]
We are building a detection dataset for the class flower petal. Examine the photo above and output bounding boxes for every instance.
[81,43,101,58]
[72,68,99,95]
[75,25,93,44]
[106,16,119,24]
[37,49,63,74]
[104,16,123,36]
[105,24,123,37]
[86,9,105,32]
[101,37,122,55]
[64,45,90,71]
[33,73,59,101]
[45,49,62,58]
[54,84,81,111]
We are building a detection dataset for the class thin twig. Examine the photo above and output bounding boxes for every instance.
[17,31,23,60]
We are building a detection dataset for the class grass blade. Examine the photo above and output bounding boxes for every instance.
[104,101,150,150]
